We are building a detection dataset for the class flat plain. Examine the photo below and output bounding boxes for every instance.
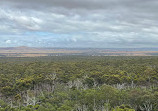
[0,47,158,57]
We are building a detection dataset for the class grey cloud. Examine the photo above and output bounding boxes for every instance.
[0,0,158,48]
[1,0,157,10]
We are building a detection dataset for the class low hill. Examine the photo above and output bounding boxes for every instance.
[0,47,158,57]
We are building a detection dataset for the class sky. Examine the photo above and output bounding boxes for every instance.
[0,0,158,48]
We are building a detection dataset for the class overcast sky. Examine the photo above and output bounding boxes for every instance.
[0,0,158,48]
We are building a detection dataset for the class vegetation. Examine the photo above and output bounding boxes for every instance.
[0,56,157,111]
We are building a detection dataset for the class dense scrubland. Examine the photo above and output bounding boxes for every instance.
[0,56,157,111]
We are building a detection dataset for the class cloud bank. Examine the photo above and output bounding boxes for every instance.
[0,0,158,48]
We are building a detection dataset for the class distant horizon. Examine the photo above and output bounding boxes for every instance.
[1,46,158,49]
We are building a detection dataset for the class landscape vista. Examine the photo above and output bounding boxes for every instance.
[0,0,158,111]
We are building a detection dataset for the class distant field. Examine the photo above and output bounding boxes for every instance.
[0,47,158,57]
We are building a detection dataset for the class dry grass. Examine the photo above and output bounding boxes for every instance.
[0,48,158,57]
